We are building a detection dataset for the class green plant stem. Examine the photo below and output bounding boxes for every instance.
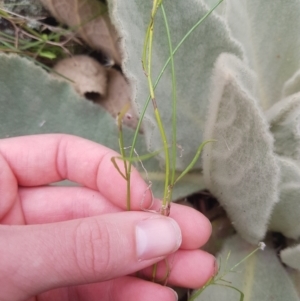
[161,4,177,194]
[128,0,224,187]
[141,0,171,209]
[187,278,214,301]
[189,245,262,300]
[188,283,244,301]
[154,107,170,206]
[153,0,224,94]
[142,25,151,72]
[117,104,131,210]
[229,246,261,272]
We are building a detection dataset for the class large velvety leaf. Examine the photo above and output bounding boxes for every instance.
[269,157,300,239]
[281,244,300,271]
[222,0,300,110]
[203,53,279,243]
[0,55,118,147]
[0,54,201,200]
[282,70,300,98]
[202,0,226,15]
[287,266,300,299]
[195,235,300,301]
[108,0,243,170]
[266,93,300,161]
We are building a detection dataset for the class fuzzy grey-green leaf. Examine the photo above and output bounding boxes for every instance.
[266,93,300,161]
[195,235,300,301]
[281,244,300,271]
[288,268,300,299]
[283,70,300,98]
[203,53,279,243]
[0,54,117,147]
[221,0,300,110]
[269,157,300,239]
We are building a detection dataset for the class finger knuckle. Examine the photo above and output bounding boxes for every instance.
[73,218,111,277]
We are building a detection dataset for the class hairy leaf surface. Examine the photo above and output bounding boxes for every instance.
[203,53,279,243]
[195,235,300,301]
[269,157,300,239]
[266,93,300,161]
[222,0,300,110]
[281,244,300,272]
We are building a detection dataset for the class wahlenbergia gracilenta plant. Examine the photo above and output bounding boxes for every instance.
[114,0,221,215]
[2,0,300,299]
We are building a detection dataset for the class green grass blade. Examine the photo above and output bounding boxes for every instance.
[212,284,244,301]
[0,40,18,51]
[110,157,127,180]
[19,40,43,50]
[174,140,215,185]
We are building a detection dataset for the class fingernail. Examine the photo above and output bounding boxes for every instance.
[136,217,182,260]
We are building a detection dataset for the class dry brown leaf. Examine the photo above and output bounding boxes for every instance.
[53,55,139,130]
[39,0,122,65]
[98,68,140,130]
[53,55,107,97]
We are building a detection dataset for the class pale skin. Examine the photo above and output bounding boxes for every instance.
[0,134,215,301]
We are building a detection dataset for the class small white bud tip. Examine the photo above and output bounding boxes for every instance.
[258,242,266,250]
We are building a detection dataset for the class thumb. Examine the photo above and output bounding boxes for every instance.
[1,212,182,300]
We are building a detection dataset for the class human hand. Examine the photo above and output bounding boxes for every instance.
[0,134,215,301]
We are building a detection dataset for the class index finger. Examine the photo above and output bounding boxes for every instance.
[0,134,152,210]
